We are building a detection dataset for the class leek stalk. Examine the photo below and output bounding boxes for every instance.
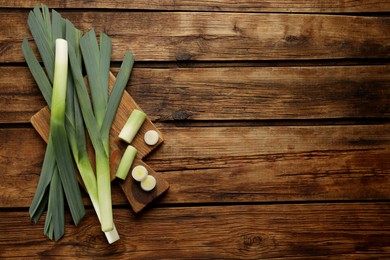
[24,5,132,241]
[74,31,134,232]
[23,6,86,240]
[50,38,85,226]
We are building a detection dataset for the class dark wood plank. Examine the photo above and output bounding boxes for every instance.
[1,65,389,123]
[149,124,390,170]
[2,12,390,63]
[1,203,390,258]
[1,0,390,13]
[161,149,390,204]
[1,125,388,207]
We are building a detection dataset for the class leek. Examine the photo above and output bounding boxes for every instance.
[72,30,134,232]
[23,5,85,239]
[116,145,137,180]
[141,175,157,192]
[144,130,160,146]
[24,5,131,241]
[65,21,120,240]
[50,38,85,225]
[23,5,90,241]
[118,109,146,144]
[132,165,148,182]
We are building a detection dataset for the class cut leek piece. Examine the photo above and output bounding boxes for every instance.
[118,109,146,144]
[132,165,148,182]
[144,130,159,146]
[140,175,157,192]
[116,145,137,180]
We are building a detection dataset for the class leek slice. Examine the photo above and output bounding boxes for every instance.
[132,165,148,182]
[144,130,159,146]
[141,175,157,192]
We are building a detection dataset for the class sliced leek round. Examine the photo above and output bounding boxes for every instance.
[140,175,157,192]
[131,165,148,182]
[144,130,159,146]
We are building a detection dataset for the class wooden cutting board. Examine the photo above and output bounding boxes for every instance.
[31,72,169,213]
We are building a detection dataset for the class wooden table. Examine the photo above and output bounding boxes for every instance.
[1,1,390,258]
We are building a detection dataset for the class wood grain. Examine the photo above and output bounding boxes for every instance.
[1,203,390,259]
[147,124,390,170]
[1,124,388,207]
[2,12,390,63]
[1,1,389,257]
[1,65,389,123]
[30,73,169,212]
[1,0,390,13]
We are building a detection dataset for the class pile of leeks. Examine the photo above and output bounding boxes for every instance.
[22,5,134,243]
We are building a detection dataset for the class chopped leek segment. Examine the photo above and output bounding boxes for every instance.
[116,145,138,180]
[118,109,146,144]
[141,175,157,192]
[132,165,148,182]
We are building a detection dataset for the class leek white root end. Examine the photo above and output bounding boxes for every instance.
[91,200,120,244]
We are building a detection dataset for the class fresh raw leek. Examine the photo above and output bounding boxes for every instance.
[23,5,85,240]
[72,30,134,232]
[28,6,119,242]
[66,20,119,242]
[24,4,133,242]
[50,38,85,225]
